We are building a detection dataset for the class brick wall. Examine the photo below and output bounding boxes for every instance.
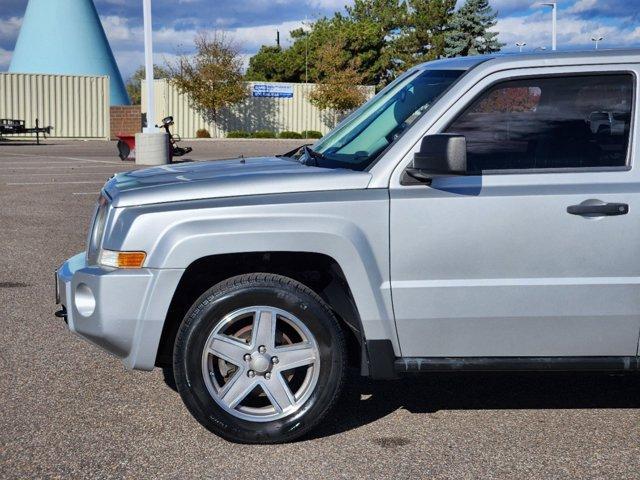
[110,106,142,140]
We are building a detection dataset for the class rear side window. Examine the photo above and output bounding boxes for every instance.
[445,74,634,172]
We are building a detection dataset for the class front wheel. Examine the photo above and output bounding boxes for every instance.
[173,273,347,443]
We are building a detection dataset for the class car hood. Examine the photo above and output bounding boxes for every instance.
[104,156,372,207]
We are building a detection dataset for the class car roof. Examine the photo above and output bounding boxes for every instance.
[415,48,640,72]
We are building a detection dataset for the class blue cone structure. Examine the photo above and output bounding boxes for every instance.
[9,0,130,105]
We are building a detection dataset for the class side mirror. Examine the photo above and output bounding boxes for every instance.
[406,134,467,184]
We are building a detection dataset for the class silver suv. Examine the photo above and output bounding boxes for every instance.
[56,50,640,443]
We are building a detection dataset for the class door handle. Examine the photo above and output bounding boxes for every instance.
[567,202,629,216]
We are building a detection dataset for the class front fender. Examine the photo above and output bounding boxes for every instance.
[107,191,399,352]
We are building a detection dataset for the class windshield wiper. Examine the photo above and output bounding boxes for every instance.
[302,145,327,166]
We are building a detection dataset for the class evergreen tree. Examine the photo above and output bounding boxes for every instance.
[444,0,504,57]
[396,0,456,67]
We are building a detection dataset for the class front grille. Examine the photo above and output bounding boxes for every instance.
[86,195,109,265]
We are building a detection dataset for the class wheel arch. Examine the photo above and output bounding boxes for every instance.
[155,251,369,373]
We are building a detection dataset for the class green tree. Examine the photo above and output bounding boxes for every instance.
[444,0,504,57]
[344,0,407,84]
[245,46,287,81]
[246,1,407,87]
[396,0,456,67]
[125,64,169,105]
[168,32,248,122]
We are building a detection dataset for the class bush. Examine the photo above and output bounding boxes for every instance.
[278,131,303,139]
[300,130,323,139]
[251,130,277,139]
[227,130,251,138]
[195,128,211,138]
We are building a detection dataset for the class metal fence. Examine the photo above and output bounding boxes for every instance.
[142,80,376,139]
[0,73,110,139]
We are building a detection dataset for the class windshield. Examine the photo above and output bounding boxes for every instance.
[303,69,464,170]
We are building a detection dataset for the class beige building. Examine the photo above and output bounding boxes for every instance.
[0,72,110,139]
[142,80,375,139]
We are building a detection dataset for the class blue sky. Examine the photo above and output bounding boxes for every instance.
[1,0,640,80]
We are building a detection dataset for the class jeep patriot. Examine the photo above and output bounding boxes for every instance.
[56,50,640,443]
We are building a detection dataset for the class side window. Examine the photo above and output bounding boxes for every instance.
[445,74,634,172]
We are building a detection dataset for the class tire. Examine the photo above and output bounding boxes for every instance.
[161,365,177,392]
[173,273,347,444]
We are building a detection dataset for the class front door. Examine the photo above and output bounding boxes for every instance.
[390,69,640,357]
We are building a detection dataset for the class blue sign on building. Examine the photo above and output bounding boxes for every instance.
[252,84,294,98]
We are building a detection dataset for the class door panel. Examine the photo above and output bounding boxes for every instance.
[391,179,640,357]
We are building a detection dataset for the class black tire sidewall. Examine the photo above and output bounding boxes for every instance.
[174,278,345,443]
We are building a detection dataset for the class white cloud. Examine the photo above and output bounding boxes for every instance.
[0,16,22,43]
[307,0,349,10]
[0,47,12,69]
[568,0,600,14]
[495,12,632,50]
[102,14,304,54]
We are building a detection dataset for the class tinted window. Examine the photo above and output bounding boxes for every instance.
[445,74,634,172]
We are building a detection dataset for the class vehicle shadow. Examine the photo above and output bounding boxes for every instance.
[307,370,640,440]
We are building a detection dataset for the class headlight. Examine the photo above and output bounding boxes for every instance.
[86,195,109,265]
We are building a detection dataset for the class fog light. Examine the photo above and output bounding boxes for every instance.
[75,283,96,317]
[99,250,146,269]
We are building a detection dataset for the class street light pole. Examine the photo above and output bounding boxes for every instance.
[516,42,527,53]
[142,0,156,132]
[591,36,604,49]
[539,2,557,51]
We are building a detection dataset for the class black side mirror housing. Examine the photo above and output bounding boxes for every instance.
[406,134,467,184]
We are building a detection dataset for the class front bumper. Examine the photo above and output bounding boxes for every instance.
[56,253,184,370]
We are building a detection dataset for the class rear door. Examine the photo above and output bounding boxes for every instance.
[389,65,640,358]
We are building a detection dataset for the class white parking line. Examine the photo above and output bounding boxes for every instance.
[6,181,106,185]
[3,152,122,164]
[72,192,101,196]
[0,165,132,170]
[0,172,121,177]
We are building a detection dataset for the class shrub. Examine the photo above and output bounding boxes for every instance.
[195,128,211,138]
[300,130,323,139]
[227,130,251,138]
[278,131,303,139]
[251,130,277,139]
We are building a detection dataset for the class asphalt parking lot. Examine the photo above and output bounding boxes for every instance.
[1,139,639,479]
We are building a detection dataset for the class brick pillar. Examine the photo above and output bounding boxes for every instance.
[110,106,142,140]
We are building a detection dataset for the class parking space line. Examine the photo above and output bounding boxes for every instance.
[0,165,133,170]
[0,172,123,177]
[4,152,122,164]
[72,192,101,196]
[6,181,107,185]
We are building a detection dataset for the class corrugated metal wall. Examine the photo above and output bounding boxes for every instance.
[0,73,110,139]
[143,80,375,139]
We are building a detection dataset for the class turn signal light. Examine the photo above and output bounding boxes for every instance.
[99,250,147,269]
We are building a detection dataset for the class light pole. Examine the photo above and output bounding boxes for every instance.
[142,0,156,132]
[591,35,604,49]
[539,2,557,51]
[303,17,309,85]
[516,42,527,53]
[137,0,168,165]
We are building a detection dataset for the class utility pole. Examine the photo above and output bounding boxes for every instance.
[142,0,156,132]
[539,2,557,51]
[591,35,604,49]
[516,42,527,53]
